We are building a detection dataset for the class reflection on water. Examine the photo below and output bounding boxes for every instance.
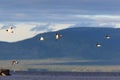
[31,61,120,65]
[1,71,120,80]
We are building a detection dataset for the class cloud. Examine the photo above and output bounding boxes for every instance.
[72,15,120,28]
[0,23,74,42]
[48,23,74,31]
[0,0,120,42]
[14,13,29,18]
[30,23,51,32]
[114,24,120,28]
[0,23,36,42]
[0,20,120,42]
[1,24,16,29]
[0,0,120,22]
[0,23,4,28]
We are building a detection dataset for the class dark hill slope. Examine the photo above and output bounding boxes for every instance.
[0,27,120,60]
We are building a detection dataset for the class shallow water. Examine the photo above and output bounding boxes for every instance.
[1,71,120,80]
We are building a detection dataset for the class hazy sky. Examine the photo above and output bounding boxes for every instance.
[0,0,120,23]
[0,0,120,42]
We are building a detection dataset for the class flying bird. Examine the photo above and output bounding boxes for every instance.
[12,60,19,65]
[11,60,19,72]
[105,35,110,39]
[55,33,62,40]
[40,36,44,41]
[6,27,14,33]
[96,43,102,47]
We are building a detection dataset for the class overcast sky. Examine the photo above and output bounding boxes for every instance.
[0,0,120,42]
[0,0,120,23]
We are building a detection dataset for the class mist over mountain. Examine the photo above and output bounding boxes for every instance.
[0,23,74,42]
[0,27,120,60]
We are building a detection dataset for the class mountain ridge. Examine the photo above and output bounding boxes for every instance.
[0,27,120,60]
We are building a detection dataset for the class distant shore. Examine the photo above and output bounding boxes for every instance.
[1,59,120,72]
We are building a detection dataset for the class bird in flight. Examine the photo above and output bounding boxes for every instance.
[55,33,62,40]
[6,27,14,33]
[12,60,19,65]
[96,43,102,47]
[40,36,45,41]
[105,35,111,39]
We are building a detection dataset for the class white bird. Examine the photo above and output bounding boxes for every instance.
[12,60,19,65]
[105,35,110,39]
[40,36,44,41]
[96,43,102,47]
[55,33,62,40]
[6,27,14,33]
